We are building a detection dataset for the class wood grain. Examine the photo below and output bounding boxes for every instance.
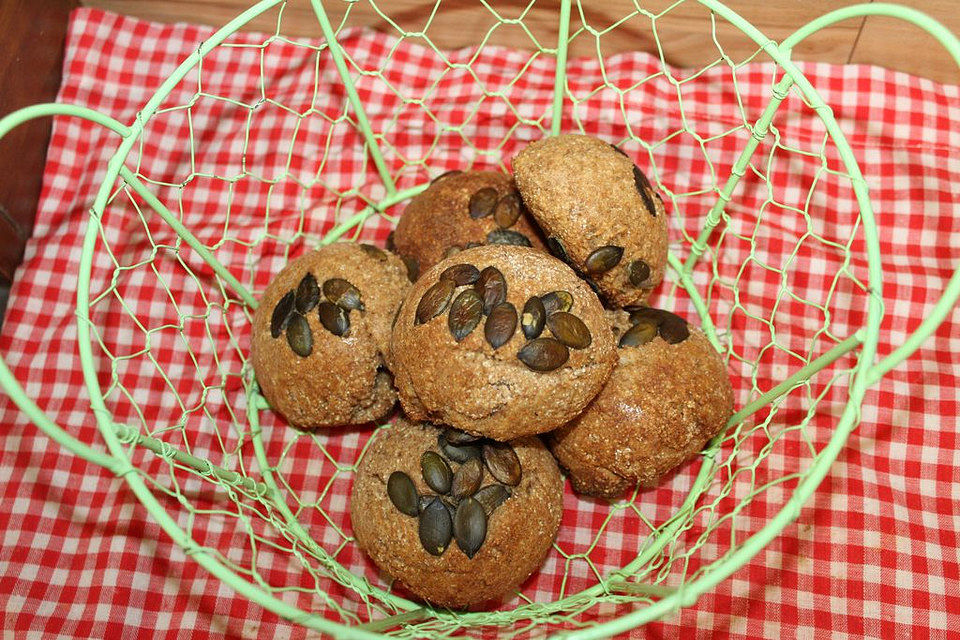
[848,0,960,84]
[0,0,78,284]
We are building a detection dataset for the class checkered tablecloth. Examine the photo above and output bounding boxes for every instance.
[1,6,959,638]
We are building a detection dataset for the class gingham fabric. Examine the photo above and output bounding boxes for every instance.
[1,7,958,638]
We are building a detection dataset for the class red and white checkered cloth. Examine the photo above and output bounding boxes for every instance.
[1,7,959,638]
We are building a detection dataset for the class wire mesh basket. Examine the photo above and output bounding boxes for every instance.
[1,0,959,637]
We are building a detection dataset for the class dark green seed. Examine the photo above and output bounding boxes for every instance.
[421,451,452,494]
[432,169,462,183]
[359,243,388,261]
[474,484,511,516]
[418,494,436,514]
[484,302,518,349]
[443,428,481,445]
[475,266,507,315]
[658,314,690,344]
[468,187,498,219]
[627,306,665,325]
[486,228,532,247]
[464,241,483,249]
[493,193,521,229]
[619,319,658,348]
[443,245,462,259]
[521,296,546,339]
[517,337,569,372]
[448,289,483,341]
[387,471,419,517]
[442,497,459,521]
[270,291,296,338]
[295,273,320,314]
[438,433,482,464]
[540,290,573,314]
[322,278,363,311]
[386,231,396,251]
[482,442,522,486]
[416,279,455,324]
[546,236,570,263]
[453,498,487,559]
[451,457,483,499]
[419,497,453,556]
[285,314,313,357]
[402,256,420,282]
[633,165,658,217]
[440,263,481,286]
[584,245,624,275]
[627,259,652,287]
[546,311,592,349]
[318,301,350,336]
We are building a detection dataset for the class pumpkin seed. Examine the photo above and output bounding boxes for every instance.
[418,497,453,556]
[440,263,481,286]
[517,337,569,372]
[627,306,664,325]
[540,290,573,314]
[658,314,690,344]
[386,230,396,251]
[359,243,388,261]
[438,433,482,464]
[464,241,483,249]
[475,266,507,315]
[468,187,498,219]
[546,236,569,263]
[618,319,658,348]
[453,498,487,559]
[421,451,452,494]
[521,296,546,339]
[493,193,521,228]
[322,278,363,311]
[443,245,462,259]
[295,273,320,314]
[474,484,511,516]
[627,259,651,287]
[486,228,532,247]
[433,169,462,183]
[387,471,419,517]
[402,256,420,282]
[451,457,483,499]
[482,442,522,486]
[285,314,313,357]
[318,301,350,337]
[418,493,436,514]
[415,279,455,325]
[442,497,459,521]
[633,165,658,217]
[448,289,484,341]
[442,427,481,445]
[270,290,296,338]
[484,302,518,349]
[546,311,592,349]
[584,245,624,275]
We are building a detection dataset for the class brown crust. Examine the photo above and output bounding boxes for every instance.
[393,171,546,276]
[250,243,410,428]
[389,245,617,440]
[512,134,669,308]
[548,310,735,498]
[350,419,563,608]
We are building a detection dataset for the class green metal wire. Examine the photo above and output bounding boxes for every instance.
[0,1,958,638]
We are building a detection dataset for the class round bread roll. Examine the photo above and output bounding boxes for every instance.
[389,244,617,440]
[250,242,409,428]
[512,134,668,308]
[351,419,563,608]
[548,308,735,497]
[391,170,546,278]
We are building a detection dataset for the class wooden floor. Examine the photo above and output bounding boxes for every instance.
[83,0,959,83]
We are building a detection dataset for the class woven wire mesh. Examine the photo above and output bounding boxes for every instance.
[79,0,871,635]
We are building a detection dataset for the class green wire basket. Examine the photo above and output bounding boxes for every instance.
[1,1,959,637]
